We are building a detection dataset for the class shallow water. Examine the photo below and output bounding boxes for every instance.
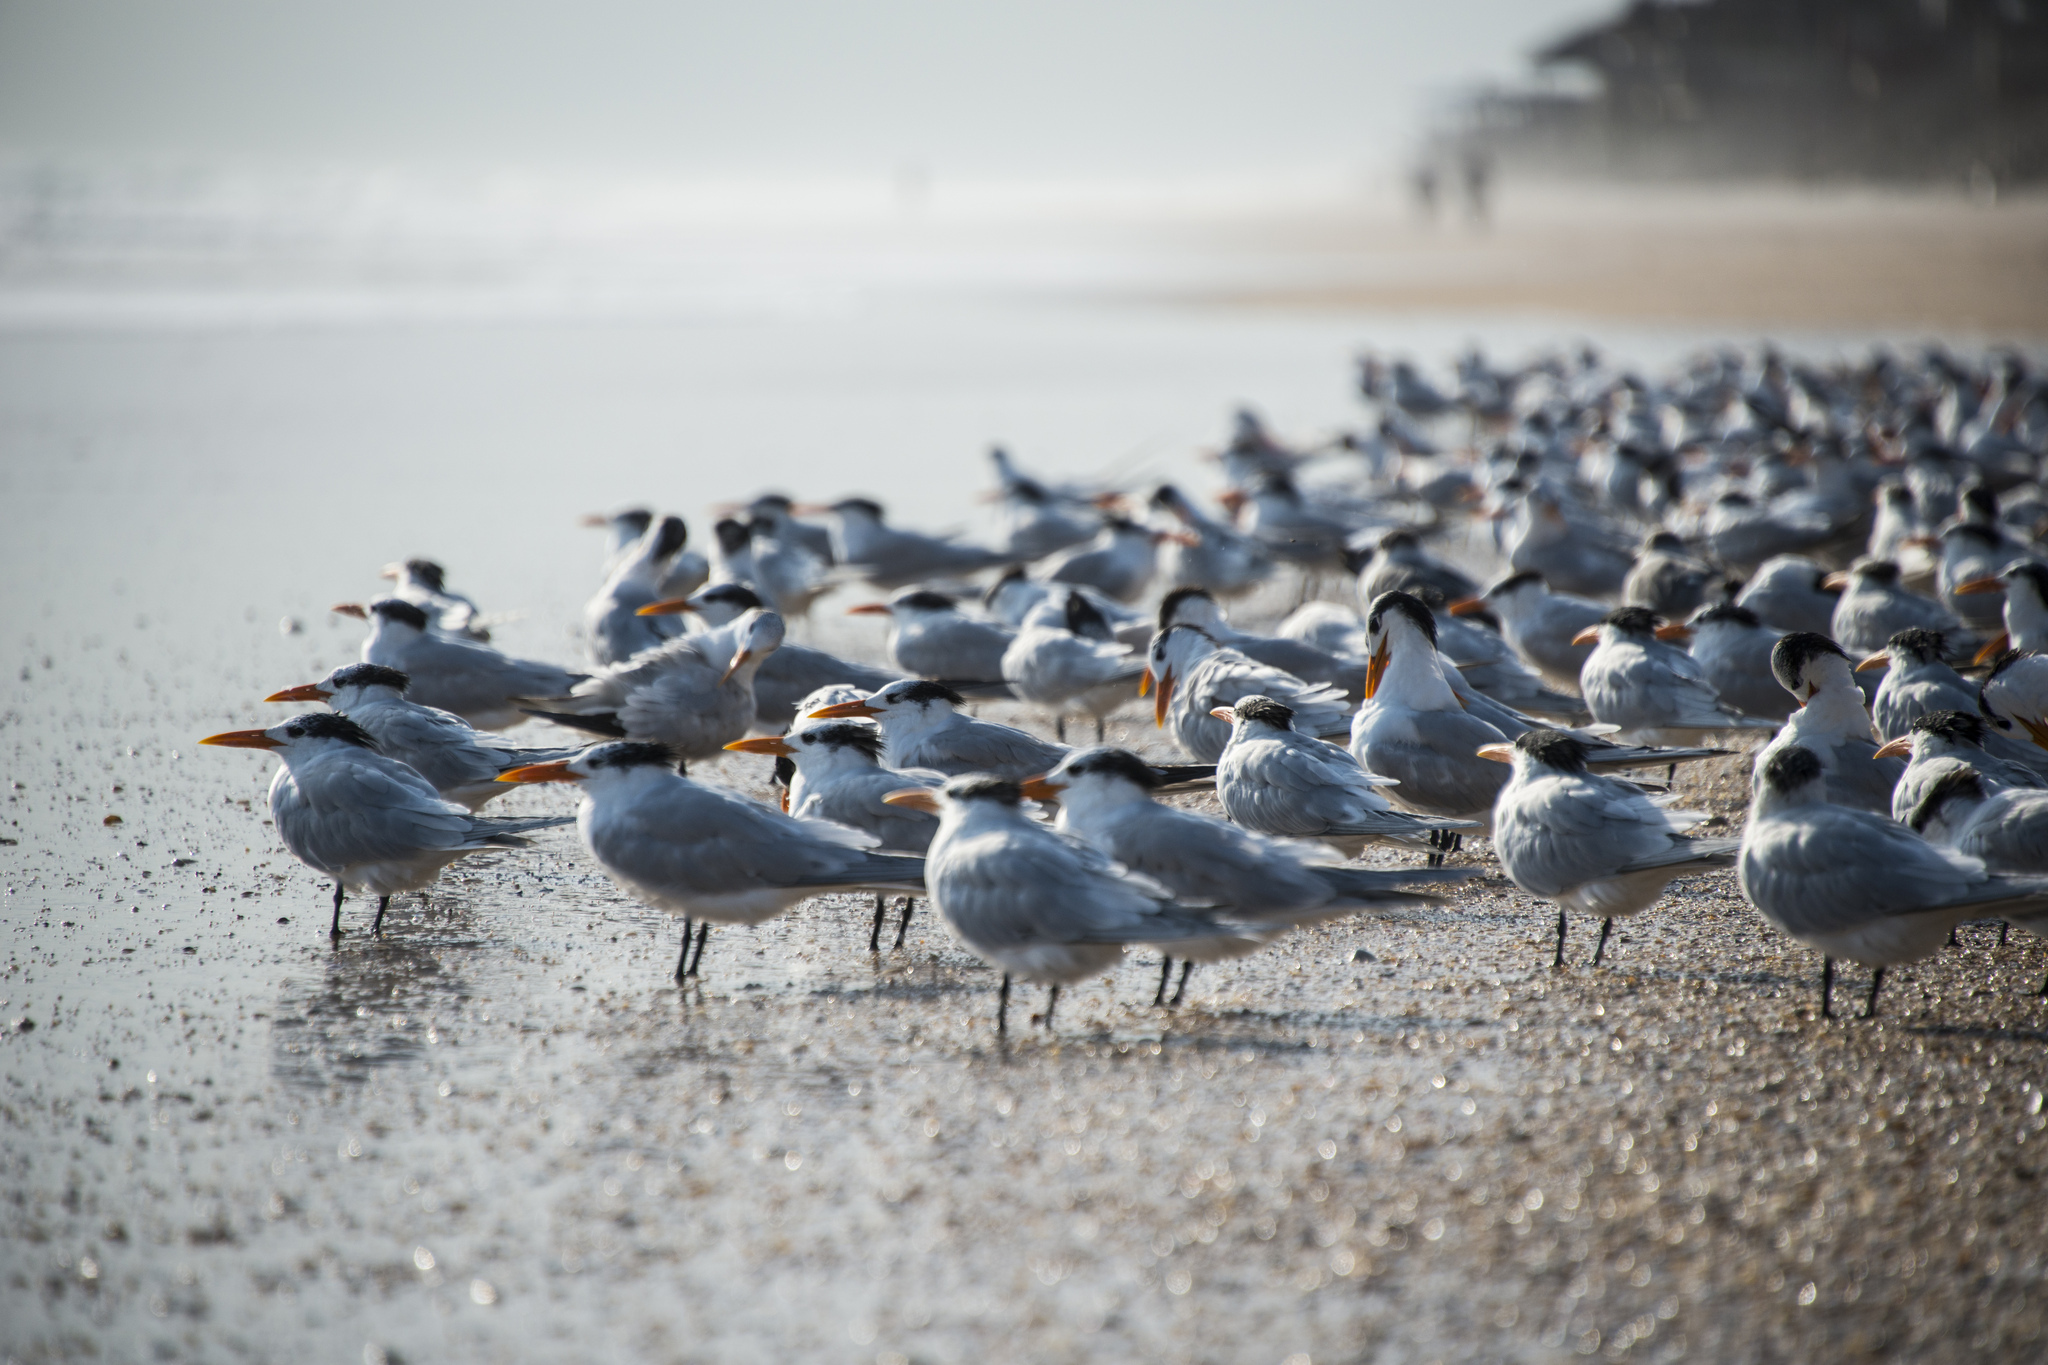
[5,217,2048,1362]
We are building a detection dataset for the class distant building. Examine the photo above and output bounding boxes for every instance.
[1435,0,2048,188]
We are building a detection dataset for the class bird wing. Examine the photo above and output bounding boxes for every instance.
[933,825,1236,949]
[596,784,924,896]
[1738,808,2014,935]
[1354,708,1510,819]
[1493,771,1697,895]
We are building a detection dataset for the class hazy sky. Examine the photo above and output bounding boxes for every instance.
[0,0,1605,179]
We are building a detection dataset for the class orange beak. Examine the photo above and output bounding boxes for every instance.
[1445,597,1487,618]
[1973,631,2013,666]
[496,760,580,784]
[1019,776,1067,802]
[719,650,753,685]
[1872,736,1913,760]
[1854,652,1890,672]
[1570,625,1603,646]
[881,789,941,813]
[1902,533,1939,550]
[724,736,796,756]
[635,597,697,617]
[1208,705,1236,722]
[1363,639,1391,700]
[1653,623,1693,643]
[263,684,332,703]
[808,699,882,720]
[1954,576,2005,596]
[198,728,283,750]
[1152,668,1174,726]
[1137,667,1153,698]
[846,603,893,617]
[1820,572,1853,591]
[578,513,612,527]
[330,602,369,619]
[1475,743,1516,763]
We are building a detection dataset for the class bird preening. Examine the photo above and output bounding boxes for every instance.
[199,340,2048,1036]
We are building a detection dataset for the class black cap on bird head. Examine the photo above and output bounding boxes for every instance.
[651,515,689,561]
[1885,628,1948,663]
[1770,632,1848,694]
[1055,747,1163,789]
[892,590,957,613]
[1759,743,1825,796]
[1149,484,1182,509]
[1064,590,1112,641]
[329,663,410,693]
[697,582,764,612]
[1600,606,1661,636]
[1231,695,1296,729]
[369,599,432,631]
[1850,558,1902,585]
[712,518,752,556]
[1692,602,1760,629]
[614,508,653,536]
[1641,530,1687,553]
[279,712,378,749]
[943,774,1023,805]
[1158,585,1214,630]
[1365,590,1437,647]
[832,496,886,520]
[402,559,447,591]
[1514,726,1590,773]
[586,741,683,774]
[888,679,967,708]
[1911,709,1987,746]
[1484,569,1546,598]
[794,722,885,762]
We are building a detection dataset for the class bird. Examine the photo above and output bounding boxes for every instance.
[1574,607,1773,745]
[1934,520,2029,635]
[999,590,1145,741]
[1451,572,1604,694]
[1827,559,1960,655]
[1874,710,2046,828]
[499,741,925,981]
[814,496,1012,588]
[1146,624,1354,762]
[743,505,834,621]
[1858,628,1978,741]
[1023,746,1468,1006]
[1683,603,1793,721]
[1621,532,1717,622]
[730,493,836,567]
[810,678,1215,786]
[849,589,1015,684]
[880,775,1268,1032]
[1348,591,1513,833]
[1042,517,1168,602]
[639,583,896,730]
[201,713,572,937]
[1754,632,1905,816]
[1502,487,1635,598]
[1150,484,1272,597]
[582,514,690,666]
[1209,695,1477,854]
[523,609,786,761]
[1980,649,2048,755]
[1480,727,1740,968]
[1430,603,1589,722]
[1733,554,1840,637]
[382,558,489,640]
[1352,529,1477,607]
[1697,491,1835,575]
[1160,587,1370,702]
[1955,561,2048,661]
[984,447,1100,561]
[334,598,586,732]
[263,663,582,810]
[1738,743,2048,1019]
[583,507,654,576]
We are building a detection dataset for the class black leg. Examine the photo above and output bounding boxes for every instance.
[372,895,390,938]
[998,973,1011,1034]
[1948,926,1960,948]
[675,918,693,982]
[1056,716,1067,743]
[685,921,710,977]
[2000,921,2009,948]
[1862,965,1885,1019]
[330,882,345,937]
[1170,960,1193,1007]
[1094,717,1106,743]
[1553,908,1567,969]
[2037,973,2047,999]
[1154,955,1173,1006]
[1426,829,1442,869]
[1449,833,1463,858]
[1820,956,1834,1019]
[1043,983,1060,1030]
[1592,917,1613,966]
[1665,762,1676,785]
[869,895,886,952]
[893,898,913,950]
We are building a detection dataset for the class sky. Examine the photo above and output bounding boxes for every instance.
[0,0,1607,181]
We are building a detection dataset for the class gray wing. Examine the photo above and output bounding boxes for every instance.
[1958,789,2048,875]
[1738,809,2024,935]
[1492,771,1697,895]
[596,785,924,896]
[908,718,1065,778]
[754,647,897,728]
[273,756,481,873]
[931,826,1236,950]
[1353,709,1510,821]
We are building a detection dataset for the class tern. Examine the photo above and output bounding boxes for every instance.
[1739,744,2048,1018]
[524,610,785,760]
[639,583,895,729]
[881,775,1265,1031]
[1000,590,1144,741]
[500,741,925,980]
[583,514,690,666]
[1684,603,1793,721]
[1210,696,1477,853]
[1160,587,1369,702]
[1954,561,2048,661]
[1146,624,1353,762]
[1827,559,1959,655]
[1480,728,1739,967]
[264,664,582,810]
[1754,633,1904,816]
[1024,746,1468,1005]
[1574,607,1773,745]
[1353,530,1477,607]
[1732,554,1839,637]
[815,497,1011,588]
[982,568,1149,645]
[1857,628,1977,740]
[383,558,489,641]
[1621,532,1717,622]
[1150,484,1272,598]
[336,599,586,731]
[201,714,572,937]
[1451,572,1604,694]
[985,447,1100,561]
[1980,649,2048,754]
[1503,488,1634,598]
[1874,710,2048,826]
[849,589,1015,684]
[1042,517,1168,602]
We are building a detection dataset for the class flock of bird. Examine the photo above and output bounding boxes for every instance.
[200,341,2048,1030]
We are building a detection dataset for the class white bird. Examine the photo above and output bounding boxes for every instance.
[1732,554,1838,636]
[264,664,581,810]
[1150,483,1272,598]
[1858,628,1977,740]
[1955,561,2048,662]
[382,558,490,640]
[582,514,690,666]
[1502,487,1634,598]
[849,589,1015,683]
[1452,571,1603,694]
[1574,607,1773,745]
[585,509,708,597]
[815,496,1011,588]
[1353,529,1478,607]
[1827,559,1959,654]
[985,447,1100,561]
[639,583,896,730]
[1683,602,1792,721]
[1000,591,1144,741]
[1980,649,2048,755]
[525,609,785,760]
[880,775,1266,1031]
[1161,588,1370,703]
[1348,591,1512,832]
[743,504,833,620]
[1874,709,2048,827]
[1480,727,1740,967]
[1041,517,1168,602]
[982,569,1151,647]
[336,599,586,732]
[1739,744,2048,1018]
[1025,746,1467,1005]
[1754,632,1905,816]
[1621,531,1718,622]
[499,740,925,980]
[1211,696,1477,854]
[201,713,571,936]
[1146,624,1353,762]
